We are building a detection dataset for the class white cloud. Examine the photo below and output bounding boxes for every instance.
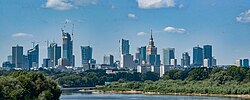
[137,0,175,9]
[137,32,146,36]
[12,33,33,38]
[236,10,250,23]
[128,13,137,19]
[42,0,97,10]
[163,26,186,34]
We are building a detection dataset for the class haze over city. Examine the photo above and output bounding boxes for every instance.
[1,0,250,66]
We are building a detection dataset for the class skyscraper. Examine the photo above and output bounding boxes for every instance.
[181,52,190,67]
[146,30,159,66]
[236,59,243,67]
[203,45,212,67]
[146,30,157,55]
[121,54,134,69]
[62,30,74,66]
[103,55,114,67]
[27,44,39,69]
[243,59,249,68]
[120,39,130,55]
[48,42,61,67]
[138,46,146,64]
[193,46,203,66]
[162,48,175,66]
[12,45,23,68]
[81,46,92,65]
[170,59,177,66]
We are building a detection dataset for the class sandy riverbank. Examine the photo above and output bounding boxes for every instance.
[93,90,250,99]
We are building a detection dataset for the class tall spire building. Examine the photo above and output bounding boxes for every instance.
[62,30,75,66]
[146,30,157,55]
[146,30,160,66]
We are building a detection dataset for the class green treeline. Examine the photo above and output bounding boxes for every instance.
[98,66,250,95]
[0,72,61,100]
[40,69,160,87]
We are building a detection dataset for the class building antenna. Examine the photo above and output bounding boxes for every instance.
[32,42,35,48]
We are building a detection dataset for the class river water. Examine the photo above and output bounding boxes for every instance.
[60,93,242,100]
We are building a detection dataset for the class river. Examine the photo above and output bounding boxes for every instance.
[60,93,242,100]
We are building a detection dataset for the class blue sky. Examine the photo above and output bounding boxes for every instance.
[0,0,250,66]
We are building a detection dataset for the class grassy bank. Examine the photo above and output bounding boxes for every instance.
[94,80,250,99]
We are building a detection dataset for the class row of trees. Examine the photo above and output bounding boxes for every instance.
[163,66,250,83]
[46,69,160,87]
[98,66,250,95]
[0,72,61,100]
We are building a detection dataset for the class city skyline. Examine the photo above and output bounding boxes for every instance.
[1,0,250,66]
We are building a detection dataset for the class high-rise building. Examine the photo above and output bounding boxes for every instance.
[62,30,74,66]
[7,55,12,63]
[22,55,29,69]
[103,55,114,67]
[236,59,243,67]
[12,45,23,68]
[120,39,130,55]
[81,46,93,65]
[203,59,210,68]
[137,46,146,64]
[146,30,157,55]
[203,45,212,67]
[181,52,190,67]
[243,59,249,68]
[212,57,217,66]
[42,58,51,68]
[120,54,134,69]
[193,46,203,66]
[162,48,175,66]
[146,30,159,66]
[48,42,61,67]
[27,44,39,69]
[170,59,177,66]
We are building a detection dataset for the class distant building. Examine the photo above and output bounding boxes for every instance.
[7,55,12,63]
[62,30,74,66]
[42,58,51,68]
[212,57,217,66]
[81,46,93,65]
[2,61,15,68]
[193,46,203,66]
[170,59,177,66]
[120,39,130,55]
[12,45,23,68]
[27,44,39,69]
[146,30,157,55]
[203,45,212,67]
[137,64,151,74]
[22,55,29,69]
[58,58,69,67]
[48,42,61,67]
[203,59,210,68]
[146,30,160,66]
[138,46,146,64]
[162,48,175,66]
[103,55,114,67]
[89,59,97,69]
[181,52,190,68]
[243,59,249,68]
[120,54,134,69]
[236,59,243,67]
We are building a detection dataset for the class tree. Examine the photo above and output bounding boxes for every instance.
[142,72,160,81]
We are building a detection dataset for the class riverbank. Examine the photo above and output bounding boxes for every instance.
[93,90,250,99]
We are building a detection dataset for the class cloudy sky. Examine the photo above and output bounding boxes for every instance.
[0,0,250,66]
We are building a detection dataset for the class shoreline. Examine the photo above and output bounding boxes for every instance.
[93,90,250,99]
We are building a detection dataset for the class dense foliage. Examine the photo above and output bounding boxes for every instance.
[0,72,61,100]
[41,69,160,87]
[98,66,250,95]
